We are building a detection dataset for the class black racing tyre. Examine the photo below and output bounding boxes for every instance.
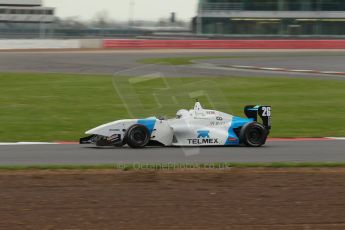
[125,124,150,148]
[240,122,268,147]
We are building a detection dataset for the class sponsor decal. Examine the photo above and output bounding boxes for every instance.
[109,129,121,132]
[188,130,219,145]
[197,130,210,138]
[210,121,226,126]
[216,117,223,121]
[227,137,237,142]
[206,111,216,115]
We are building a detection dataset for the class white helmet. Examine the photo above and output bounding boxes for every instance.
[176,109,189,119]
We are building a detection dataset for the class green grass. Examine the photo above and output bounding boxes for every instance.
[139,56,234,65]
[1,162,345,171]
[0,164,116,171]
[0,72,345,141]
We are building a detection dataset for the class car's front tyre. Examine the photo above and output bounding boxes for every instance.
[240,122,268,147]
[125,124,150,148]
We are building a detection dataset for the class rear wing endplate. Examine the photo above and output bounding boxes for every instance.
[244,105,271,130]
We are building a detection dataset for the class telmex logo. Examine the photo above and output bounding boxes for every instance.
[197,130,210,138]
[188,130,219,144]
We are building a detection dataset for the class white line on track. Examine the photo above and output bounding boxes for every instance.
[288,69,316,72]
[321,71,345,75]
[224,64,345,76]
[326,137,345,140]
[0,138,344,146]
[230,65,255,69]
[259,67,286,71]
[0,142,57,146]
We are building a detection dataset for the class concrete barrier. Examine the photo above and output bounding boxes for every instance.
[1,39,344,50]
[0,39,80,50]
[79,39,103,49]
[103,39,345,49]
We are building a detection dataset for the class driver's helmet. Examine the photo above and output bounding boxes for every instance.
[176,109,189,119]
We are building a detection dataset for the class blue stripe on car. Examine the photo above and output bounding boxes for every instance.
[225,117,254,145]
[248,105,261,111]
[138,119,156,135]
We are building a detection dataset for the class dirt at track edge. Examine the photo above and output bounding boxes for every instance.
[0,168,344,230]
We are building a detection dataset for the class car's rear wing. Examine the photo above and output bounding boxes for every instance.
[244,105,271,130]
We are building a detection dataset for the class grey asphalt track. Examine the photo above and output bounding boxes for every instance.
[0,50,345,80]
[0,140,344,165]
[1,49,345,165]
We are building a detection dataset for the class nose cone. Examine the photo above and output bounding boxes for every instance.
[85,125,105,135]
[84,119,137,136]
[85,128,97,135]
[84,122,115,135]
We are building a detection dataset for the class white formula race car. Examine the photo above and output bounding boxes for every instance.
[80,101,271,148]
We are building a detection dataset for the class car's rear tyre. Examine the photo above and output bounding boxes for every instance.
[125,124,150,148]
[240,122,268,147]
